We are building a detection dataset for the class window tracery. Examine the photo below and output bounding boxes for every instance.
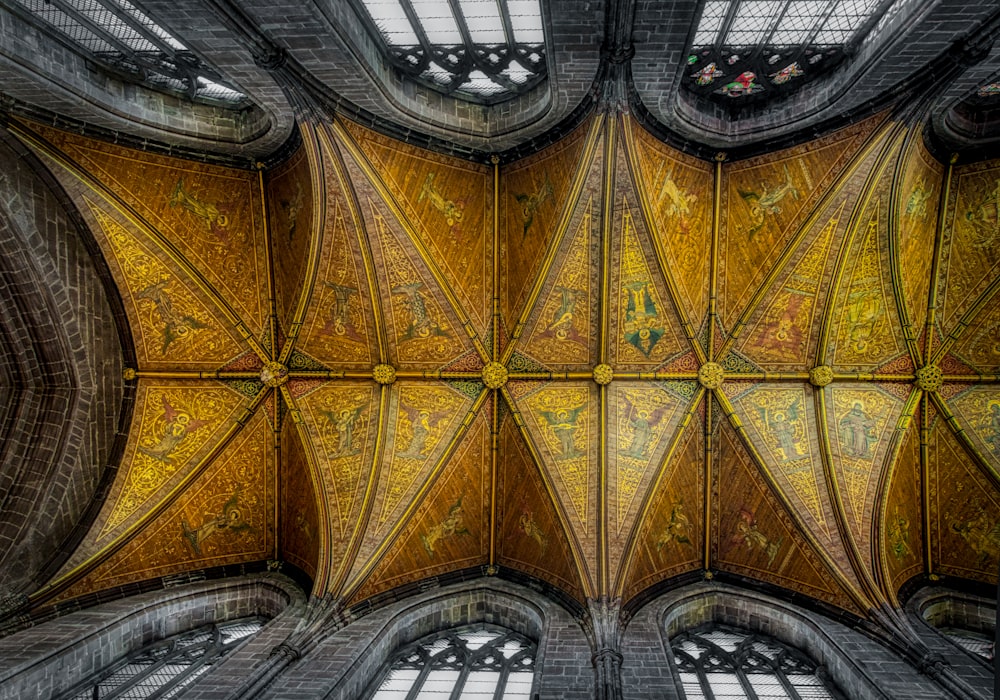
[60,617,264,699]
[355,0,546,103]
[685,0,894,104]
[671,624,843,699]
[368,624,536,699]
[9,0,246,104]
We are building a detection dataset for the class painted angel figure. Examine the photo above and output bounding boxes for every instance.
[419,172,464,230]
[987,402,1000,455]
[397,405,445,460]
[181,488,251,556]
[421,497,469,556]
[739,163,800,240]
[540,404,586,460]
[393,282,446,340]
[170,178,231,241]
[323,405,364,458]
[136,279,206,354]
[519,508,547,550]
[138,395,209,463]
[515,175,553,239]
[656,172,697,234]
[758,398,803,462]
[656,502,691,550]
[839,401,876,458]
[623,398,668,459]
[544,286,584,341]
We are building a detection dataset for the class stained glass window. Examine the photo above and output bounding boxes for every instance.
[978,82,1000,98]
[671,624,844,699]
[355,0,546,103]
[59,618,264,699]
[685,0,894,103]
[8,0,246,104]
[368,624,537,699]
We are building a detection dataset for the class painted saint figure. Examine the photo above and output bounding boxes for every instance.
[280,181,304,240]
[138,395,208,463]
[137,279,207,354]
[623,281,664,357]
[398,405,443,460]
[421,497,469,556]
[181,489,251,556]
[623,398,668,460]
[839,401,876,459]
[322,282,359,338]
[758,398,804,462]
[540,405,586,460]
[546,286,584,341]
[323,405,364,458]
[519,508,547,551]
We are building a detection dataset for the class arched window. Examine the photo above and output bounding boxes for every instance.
[684,0,896,104]
[353,0,546,103]
[671,624,843,699]
[60,617,265,699]
[369,624,536,699]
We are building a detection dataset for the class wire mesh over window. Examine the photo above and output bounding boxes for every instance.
[8,0,246,104]
[354,0,546,104]
[368,624,537,699]
[59,617,264,700]
[940,627,995,661]
[671,624,844,699]
[685,0,896,105]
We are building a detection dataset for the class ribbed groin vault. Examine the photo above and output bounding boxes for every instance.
[5,103,999,623]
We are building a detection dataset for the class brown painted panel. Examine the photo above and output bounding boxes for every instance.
[54,410,274,602]
[27,121,270,342]
[945,385,1000,478]
[938,158,1000,337]
[621,406,703,603]
[883,415,923,598]
[930,414,1000,584]
[267,139,315,337]
[280,408,321,583]
[719,116,882,333]
[608,141,689,370]
[501,118,594,354]
[296,140,379,368]
[496,411,587,603]
[715,420,864,616]
[627,117,713,337]
[347,412,490,605]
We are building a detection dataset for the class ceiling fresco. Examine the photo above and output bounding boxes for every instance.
[7,105,1000,618]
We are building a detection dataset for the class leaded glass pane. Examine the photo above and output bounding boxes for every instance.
[369,625,537,699]
[941,628,995,659]
[670,624,843,700]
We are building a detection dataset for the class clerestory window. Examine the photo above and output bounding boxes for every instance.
[368,623,537,699]
[354,0,546,104]
[685,0,895,104]
[59,617,265,699]
[671,624,844,699]
[940,628,995,660]
[8,0,246,104]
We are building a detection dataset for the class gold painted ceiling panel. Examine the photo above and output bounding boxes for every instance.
[625,116,713,338]
[496,413,587,603]
[342,121,493,342]
[944,385,1000,478]
[280,416,320,582]
[929,415,1000,584]
[620,397,703,602]
[347,411,491,605]
[882,419,923,598]
[54,410,274,602]
[715,420,864,617]
[500,119,594,353]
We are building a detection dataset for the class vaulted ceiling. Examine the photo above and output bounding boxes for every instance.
[1,0,1000,625]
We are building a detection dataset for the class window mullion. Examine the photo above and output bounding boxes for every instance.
[714,1,742,52]
[801,0,839,47]
[91,0,180,58]
[44,0,139,59]
[759,0,791,56]
[495,0,518,56]
[396,0,437,60]
[404,648,436,700]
